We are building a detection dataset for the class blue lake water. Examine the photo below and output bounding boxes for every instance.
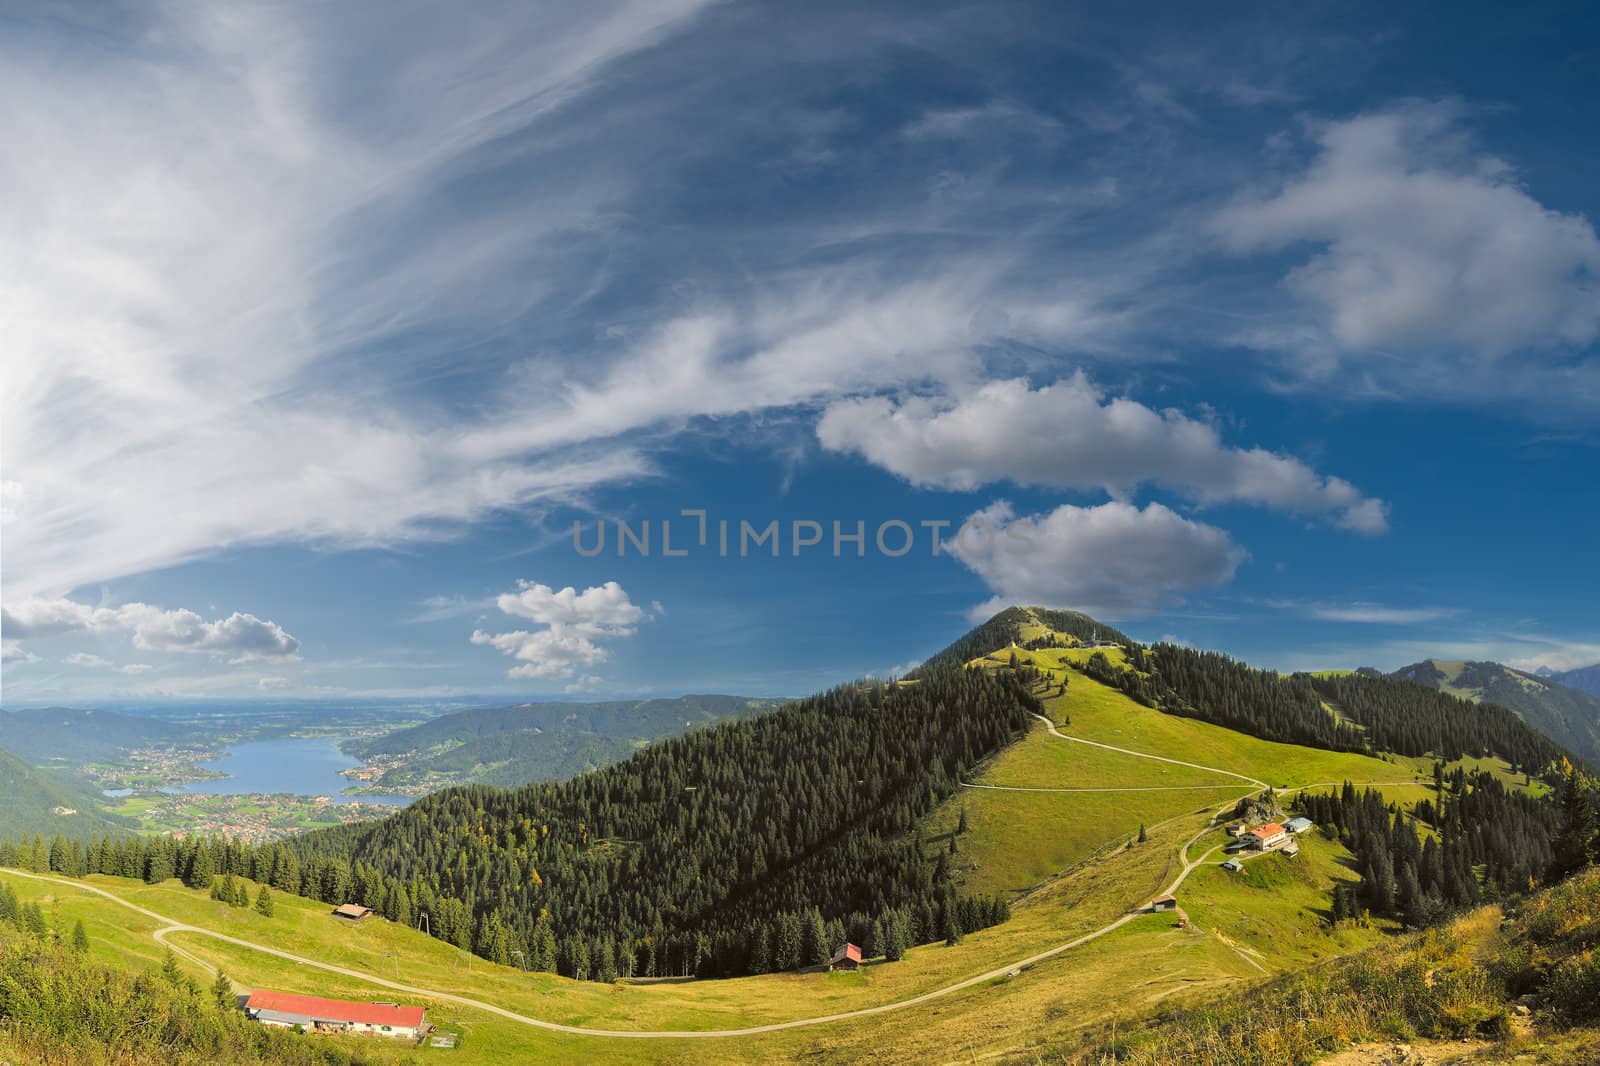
[177,737,411,806]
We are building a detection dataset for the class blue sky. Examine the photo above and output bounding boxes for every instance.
[3,1,1598,703]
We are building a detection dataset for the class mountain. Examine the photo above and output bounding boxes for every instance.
[1389,659,1600,768]
[1547,662,1600,700]
[0,745,129,839]
[0,706,195,766]
[346,694,784,790]
[911,605,1134,675]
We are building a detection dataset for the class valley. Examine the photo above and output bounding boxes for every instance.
[5,608,1588,1064]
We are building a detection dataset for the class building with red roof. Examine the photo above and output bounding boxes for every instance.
[1248,823,1287,850]
[244,990,425,1040]
[828,942,863,971]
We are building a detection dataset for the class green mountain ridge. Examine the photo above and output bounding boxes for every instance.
[0,706,194,766]
[1390,658,1600,768]
[1547,662,1600,700]
[0,745,129,840]
[346,693,786,791]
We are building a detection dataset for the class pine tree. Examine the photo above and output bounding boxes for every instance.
[1137,823,1148,844]
[160,948,182,985]
[212,970,234,1009]
[255,885,274,917]
[70,919,89,953]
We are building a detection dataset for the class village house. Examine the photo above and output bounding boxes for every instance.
[1151,895,1178,912]
[332,903,373,921]
[244,990,425,1040]
[1284,817,1314,834]
[1224,823,1247,838]
[829,943,863,971]
[1280,839,1300,857]
[1220,859,1242,872]
[1247,823,1287,851]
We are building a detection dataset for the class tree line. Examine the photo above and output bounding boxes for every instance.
[1297,766,1572,929]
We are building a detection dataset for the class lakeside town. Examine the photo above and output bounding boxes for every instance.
[109,791,399,843]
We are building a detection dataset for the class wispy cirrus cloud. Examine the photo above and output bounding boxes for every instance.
[1288,602,1464,625]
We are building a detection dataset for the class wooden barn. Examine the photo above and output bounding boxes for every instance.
[332,903,373,921]
[829,943,863,971]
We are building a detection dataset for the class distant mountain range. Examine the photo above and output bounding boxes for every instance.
[1540,662,1600,700]
[345,694,786,790]
[0,706,196,766]
[1390,659,1600,768]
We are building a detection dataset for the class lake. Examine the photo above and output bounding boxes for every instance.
[177,737,411,806]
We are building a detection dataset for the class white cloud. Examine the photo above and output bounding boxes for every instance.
[1216,101,1600,393]
[0,4,709,600]
[2,642,40,665]
[257,676,292,690]
[409,595,495,624]
[495,580,646,634]
[471,580,649,682]
[1298,602,1462,625]
[2,596,300,661]
[818,375,1388,533]
[65,652,113,669]
[945,500,1246,619]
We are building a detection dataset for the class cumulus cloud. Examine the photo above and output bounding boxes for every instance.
[1216,101,1600,393]
[2,596,300,661]
[818,374,1388,533]
[495,580,646,634]
[471,580,649,682]
[945,500,1246,619]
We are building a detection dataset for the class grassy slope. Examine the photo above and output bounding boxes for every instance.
[1,615,1558,1064]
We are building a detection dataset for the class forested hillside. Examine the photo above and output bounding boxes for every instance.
[345,694,783,793]
[0,746,127,840]
[1392,659,1600,768]
[0,707,193,765]
[10,668,1032,981]
[349,695,777,759]
[306,669,1033,978]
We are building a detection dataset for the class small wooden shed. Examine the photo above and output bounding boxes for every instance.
[828,943,863,971]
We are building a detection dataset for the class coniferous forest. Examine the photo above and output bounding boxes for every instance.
[3,666,1034,982]
[1,611,1593,989]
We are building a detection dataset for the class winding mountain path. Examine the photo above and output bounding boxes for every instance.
[0,712,1413,1040]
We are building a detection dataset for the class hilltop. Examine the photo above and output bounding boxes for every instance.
[1391,659,1600,767]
